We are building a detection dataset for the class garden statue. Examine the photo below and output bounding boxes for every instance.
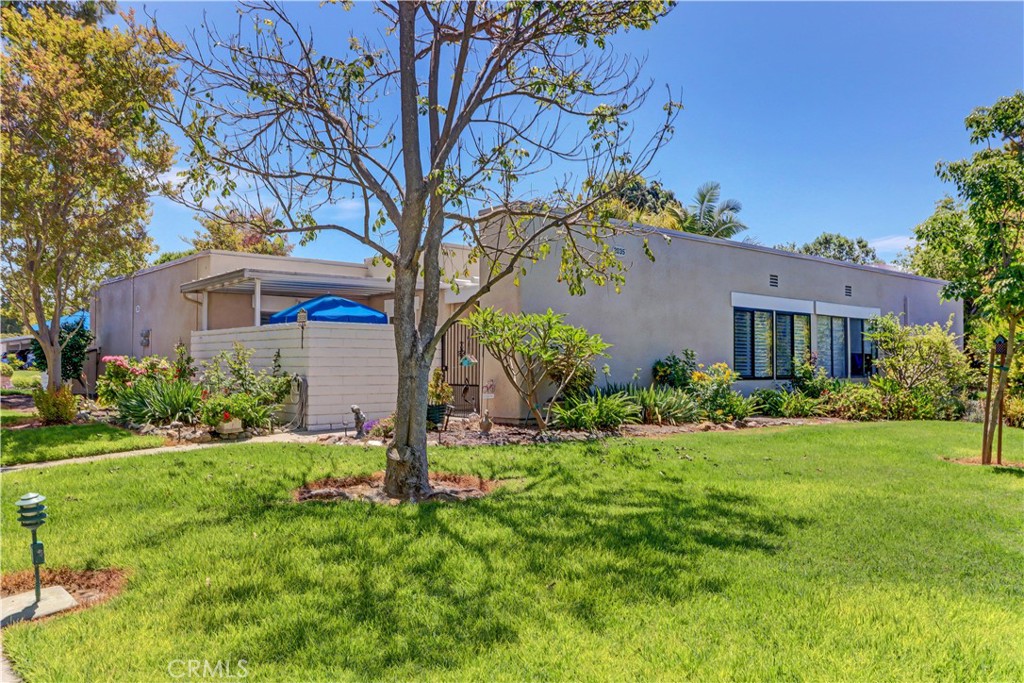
[480,409,493,436]
[351,405,366,439]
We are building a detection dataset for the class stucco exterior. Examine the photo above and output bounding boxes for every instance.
[479,218,963,423]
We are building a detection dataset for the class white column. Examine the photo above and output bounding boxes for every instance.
[253,279,262,327]
[200,292,208,331]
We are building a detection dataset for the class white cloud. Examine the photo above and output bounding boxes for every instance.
[869,234,914,254]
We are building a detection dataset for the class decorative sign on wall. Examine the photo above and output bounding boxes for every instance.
[482,379,496,400]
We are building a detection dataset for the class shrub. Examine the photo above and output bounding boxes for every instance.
[551,391,640,431]
[172,342,197,381]
[367,415,395,440]
[427,367,453,405]
[1004,396,1024,428]
[200,393,273,429]
[0,363,12,378]
[791,356,840,398]
[628,385,701,425]
[116,379,203,425]
[32,386,78,425]
[551,362,596,399]
[866,314,978,420]
[30,320,94,383]
[7,357,24,371]
[12,374,42,389]
[199,343,292,406]
[97,355,174,405]
[652,349,698,390]
[463,307,610,429]
[689,363,756,423]
[823,383,886,421]
[751,388,787,417]
[780,391,822,418]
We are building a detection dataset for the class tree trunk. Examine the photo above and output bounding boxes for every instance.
[984,315,1017,464]
[39,336,62,391]
[383,351,433,500]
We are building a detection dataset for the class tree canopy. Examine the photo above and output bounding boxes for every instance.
[775,232,879,264]
[922,90,1024,463]
[151,1,679,499]
[0,6,176,389]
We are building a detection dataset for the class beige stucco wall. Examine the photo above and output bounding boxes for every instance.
[480,219,963,423]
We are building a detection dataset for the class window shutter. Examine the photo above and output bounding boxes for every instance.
[754,310,774,378]
[734,310,752,378]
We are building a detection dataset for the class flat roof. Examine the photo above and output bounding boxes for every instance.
[476,207,947,285]
[179,268,395,298]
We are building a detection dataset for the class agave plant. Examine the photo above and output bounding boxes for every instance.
[116,379,203,425]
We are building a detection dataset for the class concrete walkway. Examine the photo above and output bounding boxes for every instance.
[1,641,22,683]
[0,429,371,474]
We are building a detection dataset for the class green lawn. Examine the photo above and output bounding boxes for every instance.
[1,423,165,466]
[10,368,42,388]
[1,422,1021,681]
[0,407,37,428]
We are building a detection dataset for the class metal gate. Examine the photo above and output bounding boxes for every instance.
[439,323,481,416]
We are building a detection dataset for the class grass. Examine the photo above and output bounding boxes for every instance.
[1,421,1021,681]
[0,407,37,428]
[10,369,42,390]
[0,423,165,466]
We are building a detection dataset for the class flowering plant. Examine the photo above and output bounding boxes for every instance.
[97,355,173,405]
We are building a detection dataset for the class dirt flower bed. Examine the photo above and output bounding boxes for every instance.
[944,456,1024,469]
[1,567,128,614]
[294,471,505,505]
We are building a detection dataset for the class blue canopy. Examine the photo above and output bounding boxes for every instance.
[268,295,387,325]
[30,310,89,332]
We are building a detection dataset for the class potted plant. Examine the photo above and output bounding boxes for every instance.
[217,409,243,435]
[426,367,453,426]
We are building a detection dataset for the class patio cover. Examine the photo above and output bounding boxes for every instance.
[268,295,387,325]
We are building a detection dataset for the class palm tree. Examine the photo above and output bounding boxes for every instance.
[666,182,748,239]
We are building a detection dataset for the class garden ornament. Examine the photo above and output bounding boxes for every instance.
[351,405,366,438]
[480,409,493,435]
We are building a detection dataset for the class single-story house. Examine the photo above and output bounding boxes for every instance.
[90,221,961,428]
[479,217,962,423]
[90,247,479,429]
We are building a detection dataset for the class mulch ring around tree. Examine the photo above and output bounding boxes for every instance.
[1,568,128,620]
[294,471,505,505]
[944,456,1024,470]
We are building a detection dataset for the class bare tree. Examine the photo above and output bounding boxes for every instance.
[145,1,680,500]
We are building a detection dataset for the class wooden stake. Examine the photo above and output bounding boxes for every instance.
[982,350,995,464]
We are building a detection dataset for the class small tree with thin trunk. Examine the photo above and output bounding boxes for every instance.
[925,91,1024,463]
[146,1,680,500]
[0,7,176,390]
[463,307,610,428]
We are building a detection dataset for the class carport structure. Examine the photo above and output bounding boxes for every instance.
[179,267,395,330]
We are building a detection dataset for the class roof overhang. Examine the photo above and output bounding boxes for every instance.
[180,268,395,298]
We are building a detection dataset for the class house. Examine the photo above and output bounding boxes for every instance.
[90,248,479,429]
[479,218,962,423]
[90,221,961,429]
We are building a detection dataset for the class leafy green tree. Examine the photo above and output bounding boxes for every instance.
[0,0,116,25]
[607,173,679,215]
[463,307,611,429]
[0,7,175,390]
[922,91,1024,463]
[190,207,292,256]
[30,319,94,385]
[150,2,679,499]
[775,232,879,264]
[666,182,748,238]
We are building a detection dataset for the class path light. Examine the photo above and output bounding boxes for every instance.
[15,492,47,603]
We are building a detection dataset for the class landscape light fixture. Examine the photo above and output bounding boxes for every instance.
[297,307,308,348]
[15,492,48,603]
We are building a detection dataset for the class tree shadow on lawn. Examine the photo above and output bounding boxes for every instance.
[189,457,811,678]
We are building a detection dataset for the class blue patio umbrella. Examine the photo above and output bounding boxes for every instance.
[267,295,387,325]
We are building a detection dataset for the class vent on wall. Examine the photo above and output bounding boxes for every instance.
[845,285,853,297]
[769,274,779,288]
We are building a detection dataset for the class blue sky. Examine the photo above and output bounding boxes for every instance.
[129,1,1023,262]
